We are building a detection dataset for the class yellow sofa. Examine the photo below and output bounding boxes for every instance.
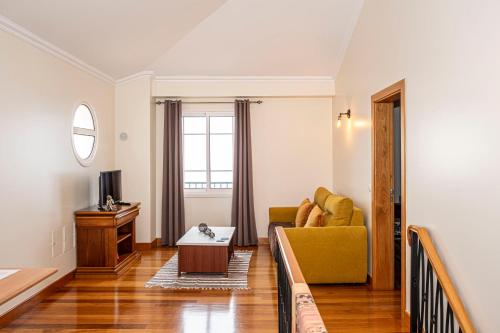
[269,187,367,284]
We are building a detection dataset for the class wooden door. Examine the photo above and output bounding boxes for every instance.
[372,102,394,290]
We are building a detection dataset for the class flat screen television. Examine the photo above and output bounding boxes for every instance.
[99,170,122,207]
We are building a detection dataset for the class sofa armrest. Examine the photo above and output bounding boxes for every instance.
[269,207,298,224]
[284,226,368,283]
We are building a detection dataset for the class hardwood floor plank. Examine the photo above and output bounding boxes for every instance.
[1,245,408,332]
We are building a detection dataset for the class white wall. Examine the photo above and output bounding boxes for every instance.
[333,0,500,331]
[115,75,156,243]
[0,29,114,314]
[252,98,333,236]
[153,78,334,238]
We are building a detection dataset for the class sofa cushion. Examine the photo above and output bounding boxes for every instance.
[304,205,324,227]
[313,187,332,210]
[350,207,364,226]
[322,195,353,226]
[295,199,314,227]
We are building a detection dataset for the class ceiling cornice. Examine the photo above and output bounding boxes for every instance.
[154,75,335,82]
[115,71,155,85]
[0,14,115,84]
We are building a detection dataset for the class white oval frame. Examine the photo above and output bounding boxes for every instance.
[71,101,98,167]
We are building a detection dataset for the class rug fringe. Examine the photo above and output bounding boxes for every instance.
[144,250,252,290]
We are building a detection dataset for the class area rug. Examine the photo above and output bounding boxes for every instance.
[145,250,252,290]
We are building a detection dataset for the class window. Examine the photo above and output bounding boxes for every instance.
[183,112,234,191]
[72,103,97,166]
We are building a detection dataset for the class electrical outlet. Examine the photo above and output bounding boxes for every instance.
[51,227,63,258]
[72,223,76,248]
[62,226,66,253]
[51,231,56,258]
[63,223,74,253]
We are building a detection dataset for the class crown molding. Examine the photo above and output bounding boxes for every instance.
[154,75,335,82]
[115,71,155,85]
[153,76,335,97]
[0,14,115,84]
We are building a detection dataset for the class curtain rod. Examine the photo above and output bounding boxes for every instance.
[155,100,262,105]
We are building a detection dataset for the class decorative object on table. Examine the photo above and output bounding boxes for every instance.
[105,195,116,211]
[145,250,252,290]
[198,223,215,238]
[204,228,215,238]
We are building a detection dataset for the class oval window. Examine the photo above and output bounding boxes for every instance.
[72,104,97,166]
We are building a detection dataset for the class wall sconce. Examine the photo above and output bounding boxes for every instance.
[337,109,351,128]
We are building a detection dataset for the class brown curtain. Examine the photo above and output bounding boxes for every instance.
[161,100,185,246]
[231,99,258,246]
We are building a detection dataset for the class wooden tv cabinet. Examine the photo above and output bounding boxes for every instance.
[74,203,141,278]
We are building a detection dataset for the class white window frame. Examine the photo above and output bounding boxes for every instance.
[71,102,98,167]
[183,109,234,198]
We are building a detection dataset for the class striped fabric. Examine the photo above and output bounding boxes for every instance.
[145,251,252,290]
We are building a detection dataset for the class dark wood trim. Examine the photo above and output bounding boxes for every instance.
[258,237,269,245]
[366,274,372,288]
[404,310,410,328]
[136,238,161,251]
[370,79,407,314]
[75,251,141,279]
[0,269,75,328]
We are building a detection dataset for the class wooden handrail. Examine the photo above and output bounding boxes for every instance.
[275,226,327,333]
[275,227,306,285]
[408,225,475,333]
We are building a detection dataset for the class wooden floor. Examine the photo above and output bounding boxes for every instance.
[2,245,408,332]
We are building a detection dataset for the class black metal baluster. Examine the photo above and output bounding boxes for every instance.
[276,242,292,333]
[418,244,426,333]
[410,231,420,333]
[446,303,455,333]
[435,283,444,333]
[409,229,466,333]
[426,259,434,333]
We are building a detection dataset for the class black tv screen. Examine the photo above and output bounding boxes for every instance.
[99,170,122,207]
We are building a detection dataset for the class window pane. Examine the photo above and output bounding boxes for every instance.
[210,116,233,134]
[183,116,206,134]
[183,134,206,170]
[210,134,233,170]
[73,104,95,130]
[210,171,233,189]
[73,134,95,159]
[184,171,207,189]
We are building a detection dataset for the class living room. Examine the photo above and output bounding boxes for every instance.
[0,1,498,332]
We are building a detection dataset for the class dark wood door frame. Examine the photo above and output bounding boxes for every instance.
[371,79,407,313]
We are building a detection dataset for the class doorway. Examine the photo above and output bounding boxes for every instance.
[371,80,406,312]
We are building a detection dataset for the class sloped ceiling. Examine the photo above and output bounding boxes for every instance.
[0,0,228,79]
[0,0,363,80]
[149,0,363,77]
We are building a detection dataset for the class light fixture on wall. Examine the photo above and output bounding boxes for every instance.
[336,109,351,128]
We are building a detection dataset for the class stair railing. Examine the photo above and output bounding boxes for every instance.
[275,227,327,333]
[408,225,475,333]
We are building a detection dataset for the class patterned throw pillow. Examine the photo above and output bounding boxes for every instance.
[304,205,324,227]
[295,199,314,227]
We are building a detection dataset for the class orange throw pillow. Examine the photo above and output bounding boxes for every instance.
[295,199,314,227]
[304,205,324,227]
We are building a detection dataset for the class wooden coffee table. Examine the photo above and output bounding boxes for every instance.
[176,226,235,277]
